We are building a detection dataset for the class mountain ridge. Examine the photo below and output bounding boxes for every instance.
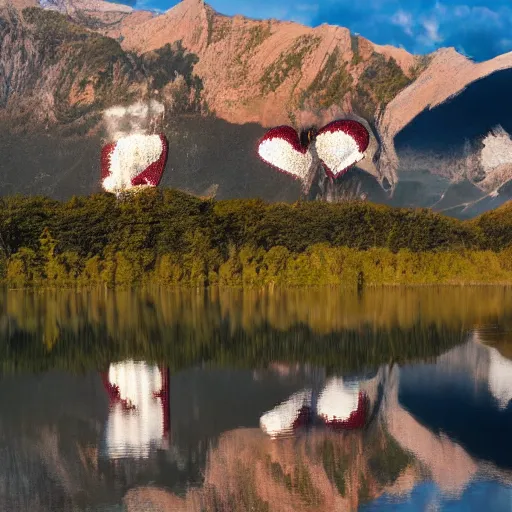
[1,0,512,215]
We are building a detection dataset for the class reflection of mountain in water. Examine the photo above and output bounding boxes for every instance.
[126,338,512,511]
[169,365,321,479]
[1,288,512,510]
[399,334,512,470]
[0,371,111,511]
[2,337,512,512]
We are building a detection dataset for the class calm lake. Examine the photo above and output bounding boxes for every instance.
[1,287,512,511]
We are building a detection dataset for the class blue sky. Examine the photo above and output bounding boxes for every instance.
[132,0,512,62]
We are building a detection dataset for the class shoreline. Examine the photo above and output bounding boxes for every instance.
[4,281,512,290]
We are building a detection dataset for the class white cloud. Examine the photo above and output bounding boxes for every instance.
[289,14,314,25]
[474,6,501,22]
[499,38,512,50]
[433,1,447,16]
[453,5,470,17]
[288,2,319,25]
[422,18,442,44]
[391,9,413,36]
[295,3,319,13]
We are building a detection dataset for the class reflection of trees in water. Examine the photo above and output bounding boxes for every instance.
[3,287,512,340]
[0,288,474,374]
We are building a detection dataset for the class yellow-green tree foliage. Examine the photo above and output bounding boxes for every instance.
[1,189,512,288]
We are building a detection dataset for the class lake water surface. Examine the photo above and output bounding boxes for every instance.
[1,287,512,511]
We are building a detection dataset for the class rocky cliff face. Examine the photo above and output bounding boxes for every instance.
[0,2,205,135]
[105,0,417,123]
[0,5,138,133]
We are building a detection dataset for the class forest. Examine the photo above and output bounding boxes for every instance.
[1,188,512,288]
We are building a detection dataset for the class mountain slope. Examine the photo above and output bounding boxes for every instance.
[0,0,421,188]
[1,0,512,217]
[0,4,205,132]
[100,0,512,194]
[392,67,512,216]
[2,0,423,134]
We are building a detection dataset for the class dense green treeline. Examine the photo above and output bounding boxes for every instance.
[1,189,512,287]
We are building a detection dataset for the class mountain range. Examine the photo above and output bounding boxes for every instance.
[1,0,512,217]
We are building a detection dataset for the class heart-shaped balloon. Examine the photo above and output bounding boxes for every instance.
[257,126,314,183]
[101,133,169,193]
[257,120,369,185]
[315,120,370,179]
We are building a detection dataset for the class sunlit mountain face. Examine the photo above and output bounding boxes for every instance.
[1,287,512,511]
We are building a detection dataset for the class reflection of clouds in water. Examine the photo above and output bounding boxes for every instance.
[103,360,167,459]
[488,347,512,410]
[362,480,512,512]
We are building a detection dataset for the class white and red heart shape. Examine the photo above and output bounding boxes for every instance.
[257,125,314,183]
[101,361,170,458]
[101,133,169,193]
[316,378,368,430]
[257,120,370,182]
[259,389,313,438]
[259,378,369,438]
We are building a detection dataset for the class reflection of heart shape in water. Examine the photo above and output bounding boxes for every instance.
[316,378,368,430]
[257,120,370,182]
[101,133,169,192]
